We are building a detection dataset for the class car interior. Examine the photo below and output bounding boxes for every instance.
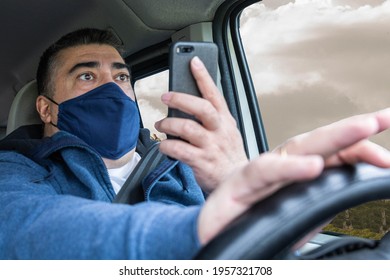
[2,0,390,259]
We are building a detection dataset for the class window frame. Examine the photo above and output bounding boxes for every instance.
[212,0,269,158]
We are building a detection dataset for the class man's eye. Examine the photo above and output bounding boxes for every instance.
[79,73,94,81]
[116,74,130,82]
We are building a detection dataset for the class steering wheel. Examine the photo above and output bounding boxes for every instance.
[194,163,390,259]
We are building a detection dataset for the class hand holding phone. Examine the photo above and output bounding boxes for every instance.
[168,41,218,122]
[158,41,248,190]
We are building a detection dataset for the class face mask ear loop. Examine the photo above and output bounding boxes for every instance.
[49,121,59,128]
[42,95,59,128]
[43,95,59,106]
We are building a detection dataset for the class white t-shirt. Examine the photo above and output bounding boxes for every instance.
[107,152,141,194]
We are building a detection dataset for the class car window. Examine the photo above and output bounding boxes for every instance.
[134,70,169,140]
[239,0,390,239]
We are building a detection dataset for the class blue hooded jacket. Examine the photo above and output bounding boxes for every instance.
[0,125,205,259]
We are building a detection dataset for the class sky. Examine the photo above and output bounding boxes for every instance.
[240,0,390,149]
[136,0,390,150]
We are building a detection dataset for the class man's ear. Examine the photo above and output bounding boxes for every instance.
[36,95,53,124]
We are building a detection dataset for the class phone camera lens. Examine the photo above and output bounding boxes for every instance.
[179,46,194,53]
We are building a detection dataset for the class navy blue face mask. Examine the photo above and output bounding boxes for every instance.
[45,82,140,160]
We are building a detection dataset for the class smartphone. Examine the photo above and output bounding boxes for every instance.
[168,41,218,124]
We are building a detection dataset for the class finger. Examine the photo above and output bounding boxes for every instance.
[161,92,221,130]
[282,108,390,158]
[190,56,231,114]
[233,153,324,204]
[158,137,202,166]
[375,107,390,132]
[155,117,209,147]
[325,140,390,167]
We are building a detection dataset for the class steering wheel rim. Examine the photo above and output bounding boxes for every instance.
[194,163,390,259]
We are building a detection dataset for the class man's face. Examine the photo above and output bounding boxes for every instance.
[37,43,138,166]
[52,44,135,104]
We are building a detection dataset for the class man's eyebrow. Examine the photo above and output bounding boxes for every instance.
[68,61,130,75]
[112,62,130,71]
[68,61,99,74]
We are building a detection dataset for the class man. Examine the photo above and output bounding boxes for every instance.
[1,28,390,259]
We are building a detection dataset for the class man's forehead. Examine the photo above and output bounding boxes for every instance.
[58,44,125,66]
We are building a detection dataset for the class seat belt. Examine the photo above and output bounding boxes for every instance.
[113,143,166,205]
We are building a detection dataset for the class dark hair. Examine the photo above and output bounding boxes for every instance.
[36,28,124,97]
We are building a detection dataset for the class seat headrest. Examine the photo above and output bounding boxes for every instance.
[6,80,42,135]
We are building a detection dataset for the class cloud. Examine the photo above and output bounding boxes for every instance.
[334,0,385,8]
[259,83,359,146]
[240,0,390,149]
[134,70,169,139]
[137,99,167,139]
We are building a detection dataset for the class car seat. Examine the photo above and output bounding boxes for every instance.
[6,80,42,135]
